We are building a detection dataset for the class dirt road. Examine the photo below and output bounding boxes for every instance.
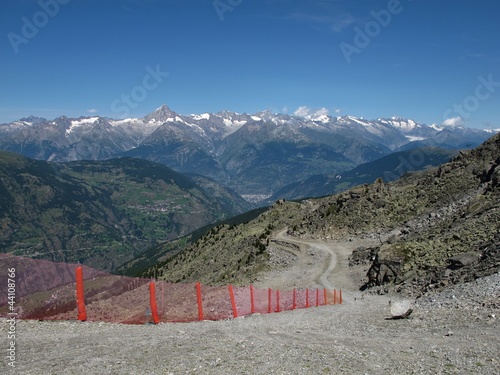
[255,229,376,301]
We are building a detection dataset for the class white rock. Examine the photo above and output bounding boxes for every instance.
[390,300,413,318]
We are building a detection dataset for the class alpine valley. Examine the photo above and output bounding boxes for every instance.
[1,105,496,202]
[1,105,498,272]
[0,152,251,271]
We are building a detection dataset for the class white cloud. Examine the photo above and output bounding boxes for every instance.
[294,106,310,117]
[442,117,463,127]
[314,107,329,116]
[282,106,288,114]
[335,108,341,114]
[294,106,329,121]
[87,108,98,114]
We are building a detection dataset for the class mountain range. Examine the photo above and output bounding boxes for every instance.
[1,105,497,202]
[1,104,498,289]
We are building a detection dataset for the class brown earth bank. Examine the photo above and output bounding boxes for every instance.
[2,234,499,374]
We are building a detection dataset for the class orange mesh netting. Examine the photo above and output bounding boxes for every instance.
[0,254,342,324]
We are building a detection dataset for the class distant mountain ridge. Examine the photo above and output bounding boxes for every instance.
[1,105,496,199]
[269,147,459,202]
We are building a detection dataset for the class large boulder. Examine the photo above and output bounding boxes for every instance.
[366,244,405,286]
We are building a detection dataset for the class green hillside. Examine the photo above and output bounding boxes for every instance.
[0,152,252,271]
[143,134,499,295]
[269,147,457,201]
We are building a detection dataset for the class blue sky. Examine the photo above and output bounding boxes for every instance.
[1,0,499,129]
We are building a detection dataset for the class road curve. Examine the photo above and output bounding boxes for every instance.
[272,229,338,290]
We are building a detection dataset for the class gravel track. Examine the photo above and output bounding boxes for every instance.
[2,229,499,374]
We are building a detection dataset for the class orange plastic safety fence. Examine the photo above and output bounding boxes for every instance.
[149,281,160,324]
[75,266,87,322]
[0,254,342,324]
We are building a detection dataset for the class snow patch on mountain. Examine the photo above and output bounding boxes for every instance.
[110,118,142,126]
[191,113,210,121]
[66,117,99,134]
[11,120,34,127]
[222,118,247,127]
[349,116,371,127]
[379,117,420,132]
[405,135,427,142]
[430,124,444,132]
[308,113,330,123]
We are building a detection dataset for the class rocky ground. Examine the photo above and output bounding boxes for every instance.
[2,232,499,374]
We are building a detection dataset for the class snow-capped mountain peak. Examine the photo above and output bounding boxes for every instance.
[18,115,47,126]
[254,110,276,122]
[66,117,99,135]
[143,104,178,123]
[308,112,330,123]
[378,117,420,132]
[334,115,368,126]
[190,113,210,121]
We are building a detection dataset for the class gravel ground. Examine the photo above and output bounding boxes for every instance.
[2,233,499,374]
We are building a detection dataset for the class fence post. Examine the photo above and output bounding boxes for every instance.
[160,282,165,317]
[75,266,87,322]
[339,289,343,304]
[250,284,255,314]
[228,285,238,318]
[268,288,272,314]
[323,288,327,305]
[196,282,204,321]
[149,281,160,324]
[276,290,281,313]
[333,289,337,305]
[292,288,297,310]
[305,289,310,308]
[315,289,319,307]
